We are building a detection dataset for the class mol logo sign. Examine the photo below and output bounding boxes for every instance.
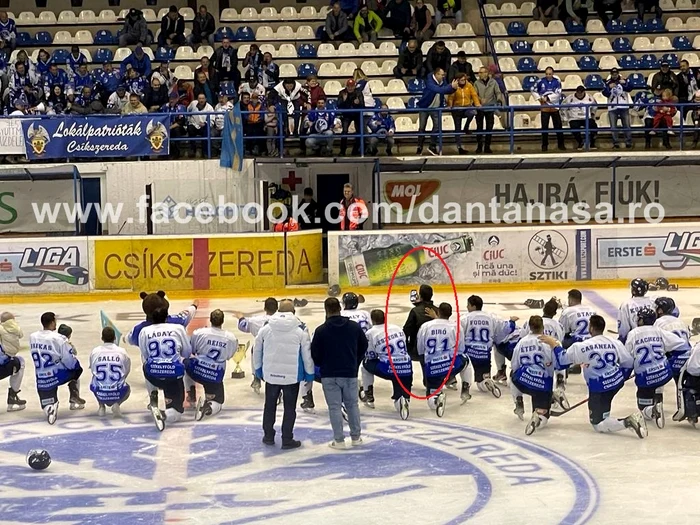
[384,180,441,209]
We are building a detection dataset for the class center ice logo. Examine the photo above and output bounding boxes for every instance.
[0,411,598,524]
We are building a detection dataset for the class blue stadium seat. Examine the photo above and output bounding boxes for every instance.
[51,49,69,64]
[94,30,114,45]
[661,53,679,68]
[297,63,317,77]
[298,43,317,58]
[521,75,539,91]
[94,48,114,63]
[640,54,659,69]
[407,96,419,109]
[507,21,526,36]
[155,46,175,62]
[16,32,31,46]
[613,37,632,52]
[373,97,382,109]
[606,19,625,33]
[625,18,645,33]
[512,40,532,54]
[633,91,651,107]
[673,36,692,51]
[566,19,584,34]
[235,26,255,41]
[215,26,235,42]
[572,38,591,53]
[627,73,648,89]
[584,74,605,90]
[407,78,425,93]
[645,18,665,32]
[315,25,325,40]
[34,31,53,45]
[517,56,537,72]
[326,99,338,110]
[578,55,598,71]
[619,54,639,69]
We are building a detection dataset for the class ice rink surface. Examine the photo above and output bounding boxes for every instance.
[1,287,698,525]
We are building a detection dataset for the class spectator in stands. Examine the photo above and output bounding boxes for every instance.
[187,93,214,157]
[435,0,463,26]
[353,68,375,108]
[422,41,452,79]
[159,5,186,47]
[274,77,304,136]
[211,38,239,86]
[631,87,658,149]
[9,62,40,108]
[603,68,633,149]
[354,4,383,44]
[213,92,234,155]
[412,0,435,46]
[417,67,457,155]
[534,0,559,22]
[653,88,677,149]
[193,71,217,107]
[243,44,264,80]
[677,60,697,119]
[563,85,597,149]
[532,66,565,151]
[36,50,51,77]
[335,0,360,16]
[239,70,267,102]
[46,84,68,115]
[144,77,169,112]
[447,73,481,154]
[384,0,413,40]
[651,61,679,97]
[690,90,700,148]
[94,62,121,103]
[394,39,422,79]
[195,56,219,89]
[337,79,365,155]
[70,64,93,96]
[43,63,69,99]
[119,8,151,47]
[72,86,105,115]
[301,75,327,110]
[107,84,130,113]
[448,51,476,83]
[172,79,194,106]
[121,46,153,78]
[261,53,280,89]
[122,93,147,115]
[304,98,341,156]
[474,66,503,153]
[559,0,593,25]
[266,104,280,156]
[125,66,148,98]
[68,45,88,74]
[366,0,388,15]
[241,92,266,156]
[152,62,174,91]
[635,0,662,22]
[0,11,17,52]
[161,92,188,158]
[323,2,354,42]
[367,104,396,155]
[189,5,216,47]
[594,0,622,24]
[12,50,39,84]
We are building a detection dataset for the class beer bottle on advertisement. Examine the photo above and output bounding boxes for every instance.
[339,236,474,287]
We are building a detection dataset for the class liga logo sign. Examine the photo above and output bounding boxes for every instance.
[0,245,88,290]
[0,412,599,524]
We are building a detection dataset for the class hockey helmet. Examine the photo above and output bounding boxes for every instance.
[637,306,657,326]
[630,278,649,297]
[27,449,51,471]
[654,297,676,316]
[342,292,359,310]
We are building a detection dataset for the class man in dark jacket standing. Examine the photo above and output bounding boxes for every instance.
[159,6,186,47]
[189,5,216,46]
[311,298,368,449]
[403,285,439,361]
[337,79,364,155]
[211,38,239,85]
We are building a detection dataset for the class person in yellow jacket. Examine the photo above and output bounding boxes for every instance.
[0,312,22,357]
[354,5,383,44]
[447,73,481,154]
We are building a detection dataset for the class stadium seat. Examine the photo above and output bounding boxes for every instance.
[94,30,114,45]
[513,114,533,129]
[578,55,598,70]
[51,49,69,64]
[174,65,193,80]
[612,37,632,52]
[323,80,342,96]
[548,20,566,34]
[37,12,57,25]
[661,53,680,68]
[339,61,357,76]
[562,74,584,89]
[483,3,498,15]
[444,41,459,54]
[538,57,557,71]
[645,18,665,32]
[499,57,517,72]
[495,40,512,54]
[674,36,692,50]
[509,94,527,107]
[666,17,685,31]
[386,97,406,109]
[175,46,195,61]
[525,21,545,35]
[220,8,238,22]
[435,23,454,38]
[18,12,38,25]
[258,43,275,55]
[280,6,299,20]
[141,9,157,22]
[454,23,475,36]
[379,42,399,56]
[504,76,522,91]
[468,57,484,70]
[599,55,620,70]
[586,19,605,33]
[406,96,419,109]
[53,31,72,45]
[339,43,356,55]
[74,31,93,45]
[240,7,259,20]
[687,17,700,31]
[279,63,296,77]
[78,10,97,24]
[318,63,338,76]
[369,79,386,94]
[296,26,315,39]
[196,46,214,59]
[317,43,336,57]
[155,46,175,62]
[633,37,653,52]
[298,43,317,58]
[275,26,295,40]
[256,26,274,40]
[521,75,539,91]
[566,19,585,34]
[512,40,532,54]
[592,38,613,52]
[627,73,647,88]
[407,78,425,93]
[395,117,417,132]
[114,48,133,62]
[16,32,31,46]
[380,60,397,75]
[500,3,518,15]
[34,31,53,45]
[693,35,700,49]
[572,38,592,53]
[214,27,234,42]
[93,48,113,63]
[520,2,536,15]
[277,44,297,58]
[532,40,550,53]
[118,9,130,19]
[236,27,255,41]
[259,7,278,20]
[677,0,692,8]
[681,52,700,67]
[517,57,537,72]
[463,41,481,54]
[558,56,579,70]
[584,74,605,90]
[606,19,625,33]
[625,18,645,33]
[619,54,639,69]
[660,0,676,9]
[654,37,673,51]
[359,43,378,55]
[640,54,659,69]
[57,11,77,24]
[489,22,507,36]
[299,6,318,19]
[361,61,381,75]
[553,39,573,53]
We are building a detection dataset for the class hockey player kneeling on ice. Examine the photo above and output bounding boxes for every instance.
[138,307,192,431]
[238,297,278,395]
[30,312,86,425]
[188,309,238,421]
[559,289,596,349]
[617,279,654,344]
[625,307,685,429]
[90,327,131,418]
[510,316,562,435]
[362,310,412,419]
[417,303,468,417]
[550,315,648,439]
[0,329,26,412]
[676,342,700,427]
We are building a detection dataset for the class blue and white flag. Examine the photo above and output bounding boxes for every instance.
[220,107,244,172]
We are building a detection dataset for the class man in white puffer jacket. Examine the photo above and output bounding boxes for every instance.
[253,299,314,450]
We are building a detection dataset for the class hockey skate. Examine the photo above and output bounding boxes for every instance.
[111,403,122,418]
[45,402,58,425]
[552,388,570,410]
[68,381,85,410]
[460,382,472,405]
[484,378,501,398]
[147,390,159,410]
[514,396,525,421]
[97,404,106,417]
[359,386,367,402]
[150,404,166,431]
[493,367,508,386]
[446,377,458,390]
[652,402,665,429]
[301,391,315,413]
[396,397,409,420]
[624,412,648,439]
[7,388,26,412]
[251,377,261,395]
[525,411,541,436]
[435,392,447,418]
[195,396,212,422]
[363,386,375,409]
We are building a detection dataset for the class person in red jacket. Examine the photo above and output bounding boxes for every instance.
[338,183,368,230]
[273,207,300,232]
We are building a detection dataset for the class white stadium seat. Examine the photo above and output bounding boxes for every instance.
[180,8,195,21]
[676,0,692,8]
[483,4,499,16]
[279,63,297,77]
[467,57,484,70]
[586,19,606,33]
[259,7,279,20]
[501,3,518,15]
[599,55,620,70]
[632,37,653,52]
[499,57,517,72]
[693,35,700,50]
[462,41,481,54]
[527,21,547,35]
[175,46,195,61]
[660,0,676,9]
[318,63,339,76]
[666,17,685,31]
[296,26,315,39]
[57,11,77,24]
[53,31,72,45]
[386,96,406,109]
[395,117,417,132]
[504,76,522,91]
[368,79,386,94]
[280,7,299,19]
[361,61,381,75]
[142,9,157,22]
[513,114,533,129]
[323,80,342,95]
[258,44,275,55]
[563,74,584,89]
[196,46,215,59]
[174,65,193,80]
[386,79,408,94]
[240,8,259,20]
[558,56,579,70]
[157,8,169,19]
[547,21,566,34]
[538,56,557,71]
[79,48,93,63]
[533,40,551,53]
[339,62,358,75]
[37,12,56,24]
[220,8,239,21]
[489,22,507,36]
[338,43,356,55]
[359,43,378,55]
[275,26,295,39]
[592,38,613,52]
[78,10,97,24]
[379,42,398,56]
[495,40,512,54]
[445,41,459,54]
[255,26,274,40]
[553,39,573,53]
[455,23,475,36]
[520,2,536,15]
[681,53,700,66]
[98,10,117,23]
[317,44,336,57]
[114,48,132,62]
[653,36,673,51]
[380,60,397,74]
[435,23,454,38]
[278,44,297,58]
[74,30,93,45]
[237,45,250,59]
[299,6,318,19]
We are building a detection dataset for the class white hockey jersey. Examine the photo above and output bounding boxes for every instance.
[460,311,505,362]
[29,330,81,391]
[520,317,564,341]
[189,326,238,383]
[238,314,271,337]
[624,325,682,388]
[341,309,372,333]
[365,323,412,376]
[511,334,557,392]
[654,314,692,373]
[89,343,131,394]
[617,296,654,343]
[558,305,596,342]
[687,342,700,376]
[126,305,196,346]
[417,318,459,378]
[138,323,191,379]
